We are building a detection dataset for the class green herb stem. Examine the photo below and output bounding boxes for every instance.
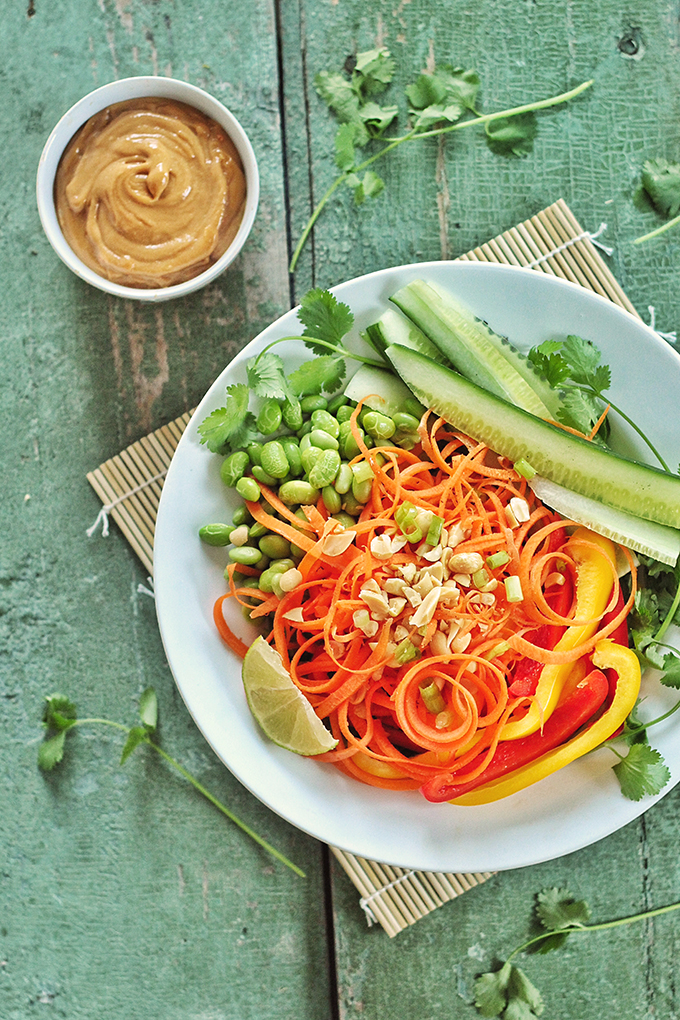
[255,334,385,369]
[576,386,671,473]
[655,576,680,643]
[507,899,680,962]
[634,212,680,245]
[289,80,593,273]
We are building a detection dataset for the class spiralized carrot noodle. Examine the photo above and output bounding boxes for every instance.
[215,408,637,793]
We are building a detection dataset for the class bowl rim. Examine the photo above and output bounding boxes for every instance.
[36,75,260,302]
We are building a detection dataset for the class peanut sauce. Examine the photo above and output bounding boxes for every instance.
[54,97,246,288]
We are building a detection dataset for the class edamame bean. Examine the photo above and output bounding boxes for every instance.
[280,437,303,477]
[198,523,234,546]
[251,464,278,486]
[338,420,364,459]
[310,409,340,439]
[248,521,269,540]
[228,545,263,566]
[334,462,353,494]
[300,445,323,475]
[281,396,303,432]
[220,450,249,487]
[260,440,290,479]
[342,492,363,516]
[236,476,261,502]
[336,405,354,424]
[327,393,349,415]
[309,428,339,451]
[362,411,396,440]
[404,397,426,419]
[322,486,342,514]
[289,542,306,560]
[331,511,356,528]
[352,477,373,504]
[297,420,313,439]
[259,534,291,560]
[300,394,328,413]
[269,558,295,573]
[256,398,283,435]
[257,568,279,593]
[393,412,420,432]
[232,505,252,526]
[308,449,341,489]
[246,441,264,467]
[278,480,321,505]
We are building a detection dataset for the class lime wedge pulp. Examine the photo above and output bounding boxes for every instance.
[242,636,338,756]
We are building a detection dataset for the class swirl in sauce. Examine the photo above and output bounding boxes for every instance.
[54,97,247,288]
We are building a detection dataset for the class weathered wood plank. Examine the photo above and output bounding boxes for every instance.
[0,3,332,1018]
[282,1,680,1016]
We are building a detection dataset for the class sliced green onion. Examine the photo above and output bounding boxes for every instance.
[393,637,419,665]
[484,640,510,659]
[513,457,537,480]
[504,576,524,603]
[426,514,445,546]
[395,501,422,543]
[419,681,446,715]
[472,567,491,589]
[351,461,375,485]
[486,550,511,570]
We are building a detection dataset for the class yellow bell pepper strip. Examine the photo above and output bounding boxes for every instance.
[450,639,641,805]
[500,528,617,741]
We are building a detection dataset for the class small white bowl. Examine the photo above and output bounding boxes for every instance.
[36,76,259,302]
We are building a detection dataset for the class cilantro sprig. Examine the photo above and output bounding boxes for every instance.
[634,157,680,244]
[289,48,593,272]
[197,288,382,454]
[38,689,305,878]
[474,887,680,1018]
[527,334,672,471]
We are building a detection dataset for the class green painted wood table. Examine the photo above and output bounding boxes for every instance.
[4,2,680,1018]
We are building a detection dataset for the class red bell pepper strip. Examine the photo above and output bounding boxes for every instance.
[420,668,609,802]
[508,574,574,698]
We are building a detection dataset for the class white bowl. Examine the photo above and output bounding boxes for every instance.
[36,76,259,302]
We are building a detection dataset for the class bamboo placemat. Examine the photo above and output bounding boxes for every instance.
[87,198,636,936]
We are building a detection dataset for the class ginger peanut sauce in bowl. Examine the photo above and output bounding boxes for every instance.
[53,97,247,289]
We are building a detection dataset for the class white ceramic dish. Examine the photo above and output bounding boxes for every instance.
[154,261,680,871]
[36,76,259,302]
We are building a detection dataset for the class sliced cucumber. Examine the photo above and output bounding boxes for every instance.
[362,307,450,366]
[344,363,421,418]
[529,475,680,566]
[390,279,560,419]
[385,345,680,530]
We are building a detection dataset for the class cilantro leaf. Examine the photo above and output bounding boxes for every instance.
[407,66,479,129]
[38,730,68,771]
[474,962,543,1019]
[335,121,358,171]
[617,700,652,747]
[536,888,590,932]
[349,169,385,205]
[120,725,150,765]
[288,356,346,397]
[359,101,399,136]
[485,112,537,157]
[506,967,544,1018]
[556,388,605,437]
[354,48,395,95]
[660,651,680,688]
[641,157,680,219]
[475,961,512,1017]
[43,694,77,732]
[298,289,354,352]
[527,342,572,388]
[198,383,253,454]
[314,70,367,144]
[613,743,671,801]
[246,352,291,401]
[561,336,610,389]
[138,687,158,732]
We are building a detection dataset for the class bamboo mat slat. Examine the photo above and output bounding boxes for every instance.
[86,199,636,936]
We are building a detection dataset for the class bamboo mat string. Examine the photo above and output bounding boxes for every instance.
[86,199,651,937]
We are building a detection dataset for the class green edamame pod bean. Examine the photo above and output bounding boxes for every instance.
[297,420,313,439]
[308,449,341,489]
[236,476,261,502]
[362,411,396,440]
[300,394,328,413]
[300,445,323,475]
[352,477,373,504]
[327,393,349,415]
[289,542,306,560]
[278,480,321,505]
[310,409,340,439]
[220,450,249,487]
[280,437,303,477]
[334,462,353,495]
[281,396,303,432]
[336,404,354,424]
[246,441,264,467]
[342,492,363,516]
[260,440,290,479]
[332,511,357,528]
[309,428,339,451]
[338,420,364,459]
[392,412,421,432]
[232,505,252,526]
[259,534,291,560]
[251,465,277,486]
[199,523,234,546]
[228,545,263,566]
[404,397,426,419]
[322,486,342,514]
[256,398,283,435]
[257,568,278,594]
[299,432,313,453]
[395,432,420,450]
[269,558,295,573]
[248,521,268,540]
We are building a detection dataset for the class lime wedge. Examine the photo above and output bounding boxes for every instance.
[242,636,338,756]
